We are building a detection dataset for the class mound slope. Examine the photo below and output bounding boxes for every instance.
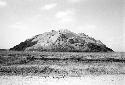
[10,29,113,52]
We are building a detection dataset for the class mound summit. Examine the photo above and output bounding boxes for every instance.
[10,29,113,52]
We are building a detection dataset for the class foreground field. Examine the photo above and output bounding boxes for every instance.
[0,51,125,85]
[0,51,125,77]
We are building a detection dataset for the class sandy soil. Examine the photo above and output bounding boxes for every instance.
[0,75,125,85]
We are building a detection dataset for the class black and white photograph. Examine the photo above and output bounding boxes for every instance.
[0,0,124,85]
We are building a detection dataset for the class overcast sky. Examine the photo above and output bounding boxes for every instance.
[0,0,124,52]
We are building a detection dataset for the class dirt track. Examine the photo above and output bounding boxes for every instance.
[0,75,124,85]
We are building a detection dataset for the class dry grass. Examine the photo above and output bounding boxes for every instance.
[0,51,125,77]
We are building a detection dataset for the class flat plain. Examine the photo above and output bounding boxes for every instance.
[0,51,125,85]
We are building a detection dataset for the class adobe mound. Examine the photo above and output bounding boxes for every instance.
[10,29,113,52]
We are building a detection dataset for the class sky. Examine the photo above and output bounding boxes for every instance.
[0,0,124,52]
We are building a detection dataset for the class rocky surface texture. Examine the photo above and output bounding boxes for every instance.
[10,29,113,52]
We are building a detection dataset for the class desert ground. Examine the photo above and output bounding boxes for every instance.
[0,75,125,85]
[0,51,125,85]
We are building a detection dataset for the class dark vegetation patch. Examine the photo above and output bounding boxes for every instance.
[87,43,113,52]
[9,39,37,51]
[0,66,68,77]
